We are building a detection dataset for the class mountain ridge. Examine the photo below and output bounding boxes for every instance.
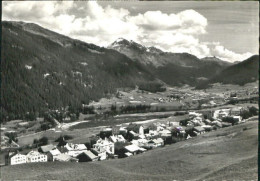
[1,21,258,120]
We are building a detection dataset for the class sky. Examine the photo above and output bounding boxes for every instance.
[2,1,259,62]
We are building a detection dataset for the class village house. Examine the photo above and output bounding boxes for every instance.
[201,125,213,132]
[54,153,78,162]
[159,129,171,138]
[148,138,164,148]
[119,127,127,137]
[93,138,115,155]
[128,130,139,140]
[147,130,159,138]
[91,147,107,160]
[76,150,99,162]
[100,127,113,139]
[47,148,61,161]
[26,151,47,163]
[232,115,242,123]
[124,144,144,155]
[193,126,206,135]
[64,143,87,151]
[131,138,148,148]
[213,109,230,119]
[230,107,243,116]
[109,135,126,143]
[7,152,27,165]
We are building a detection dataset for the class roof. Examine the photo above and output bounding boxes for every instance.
[27,150,42,157]
[156,138,164,143]
[81,150,98,160]
[65,143,87,151]
[231,107,242,111]
[55,154,72,162]
[49,148,61,156]
[110,135,125,143]
[129,131,138,136]
[125,152,133,157]
[9,153,26,158]
[194,126,205,132]
[40,144,55,153]
[67,150,85,157]
[125,144,140,153]
[57,147,69,153]
[139,148,147,152]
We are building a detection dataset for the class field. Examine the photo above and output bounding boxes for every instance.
[1,120,258,181]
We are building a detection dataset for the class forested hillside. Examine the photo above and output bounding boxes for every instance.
[1,21,154,121]
[196,55,259,89]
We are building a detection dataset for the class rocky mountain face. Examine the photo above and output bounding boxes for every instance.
[108,38,232,86]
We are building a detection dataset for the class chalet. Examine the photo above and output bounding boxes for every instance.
[26,151,47,163]
[64,143,87,151]
[232,116,242,123]
[109,135,126,143]
[93,138,114,155]
[222,122,232,127]
[119,127,127,137]
[214,109,230,119]
[100,127,113,139]
[124,144,142,155]
[148,138,164,148]
[159,129,171,138]
[131,139,148,147]
[211,120,222,128]
[203,119,212,125]
[76,150,98,162]
[7,152,26,165]
[230,107,243,116]
[47,148,61,161]
[193,126,205,135]
[67,150,87,158]
[129,131,139,140]
[91,147,107,160]
[124,152,133,157]
[148,130,159,138]
[54,154,78,162]
[201,125,213,132]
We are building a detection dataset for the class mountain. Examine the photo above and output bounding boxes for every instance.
[196,55,259,89]
[200,56,233,67]
[1,21,257,120]
[1,21,155,119]
[108,38,231,86]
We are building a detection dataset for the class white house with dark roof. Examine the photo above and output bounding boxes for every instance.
[93,138,114,155]
[7,152,26,165]
[64,143,87,151]
[26,151,47,163]
[109,135,126,143]
[48,148,61,161]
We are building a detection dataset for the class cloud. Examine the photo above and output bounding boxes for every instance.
[212,45,253,62]
[2,1,253,62]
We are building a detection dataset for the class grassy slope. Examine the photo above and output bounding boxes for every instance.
[1,120,258,181]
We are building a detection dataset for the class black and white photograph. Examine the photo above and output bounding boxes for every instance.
[0,1,259,180]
